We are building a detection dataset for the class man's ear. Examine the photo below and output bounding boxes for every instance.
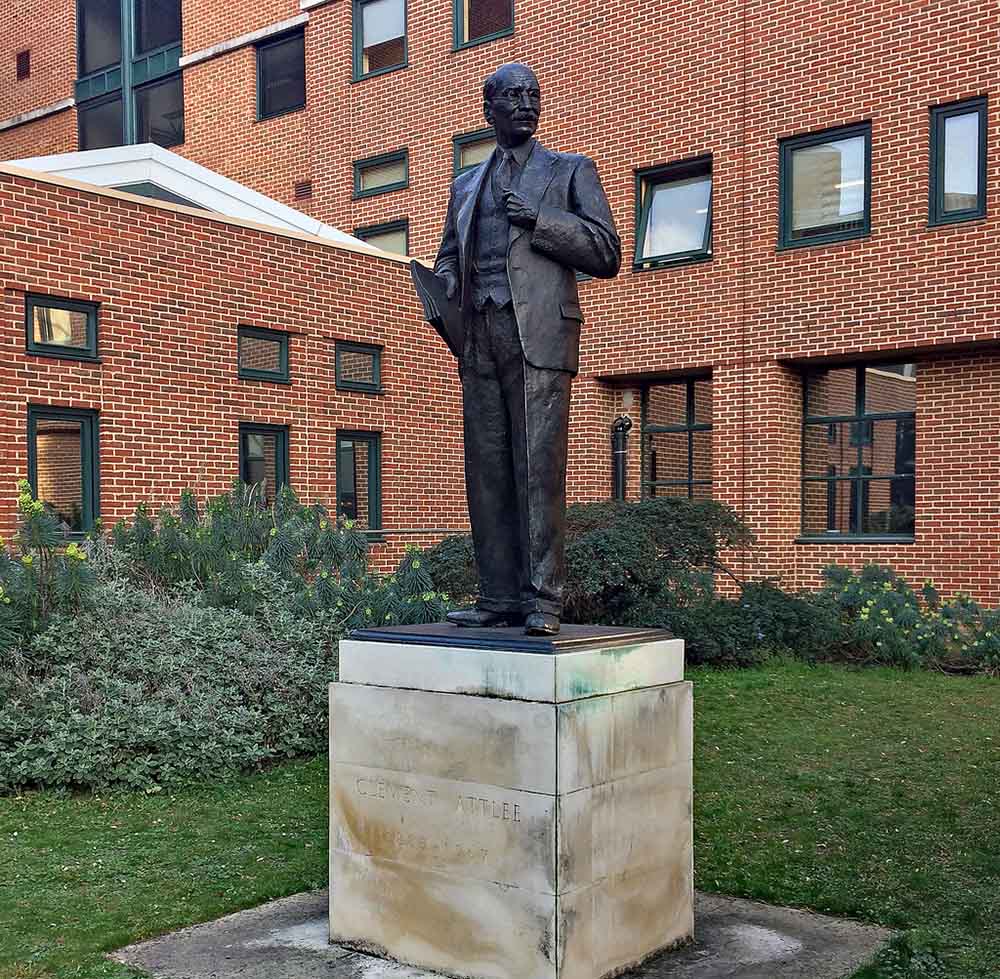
[483,101,494,126]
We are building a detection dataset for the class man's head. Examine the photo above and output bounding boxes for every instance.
[483,63,541,148]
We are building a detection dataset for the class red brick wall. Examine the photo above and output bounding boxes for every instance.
[3,0,1000,600]
[0,170,468,570]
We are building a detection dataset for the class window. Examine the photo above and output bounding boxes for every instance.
[78,93,125,150]
[354,220,408,255]
[930,98,987,226]
[635,157,712,268]
[802,364,916,539]
[135,74,184,145]
[454,0,513,49]
[239,423,289,506]
[779,123,871,248]
[238,326,290,382]
[336,341,383,393]
[25,295,99,361]
[76,0,183,150]
[640,378,712,499]
[354,150,408,198]
[256,29,306,121]
[353,0,406,81]
[27,406,100,534]
[453,128,496,175]
[337,431,382,534]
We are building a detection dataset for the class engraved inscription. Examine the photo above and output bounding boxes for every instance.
[356,776,437,808]
[366,823,490,865]
[456,795,522,822]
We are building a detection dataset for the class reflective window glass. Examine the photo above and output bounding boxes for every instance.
[460,0,513,45]
[135,74,184,147]
[78,0,121,76]
[359,0,405,76]
[258,31,306,119]
[78,95,124,150]
[134,0,181,55]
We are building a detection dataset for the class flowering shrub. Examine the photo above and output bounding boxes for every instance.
[821,564,1000,674]
[0,481,96,652]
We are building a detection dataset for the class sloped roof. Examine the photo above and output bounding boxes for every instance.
[7,143,364,248]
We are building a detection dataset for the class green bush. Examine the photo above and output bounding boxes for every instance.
[821,564,1000,673]
[422,497,754,622]
[0,481,96,653]
[0,571,335,792]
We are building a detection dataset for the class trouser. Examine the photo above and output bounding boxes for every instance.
[459,301,572,618]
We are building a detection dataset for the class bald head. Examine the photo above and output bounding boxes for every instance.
[483,63,541,149]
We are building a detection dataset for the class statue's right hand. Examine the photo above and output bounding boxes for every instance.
[438,270,459,300]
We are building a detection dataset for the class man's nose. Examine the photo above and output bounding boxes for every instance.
[515,92,533,111]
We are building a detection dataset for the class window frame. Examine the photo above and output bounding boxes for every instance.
[353,149,409,199]
[255,27,307,122]
[453,0,514,51]
[336,429,383,538]
[352,0,408,82]
[75,0,183,148]
[238,422,290,498]
[634,156,713,270]
[354,219,409,255]
[27,404,101,535]
[335,340,384,393]
[929,97,988,227]
[25,294,100,362]
[640,377,713,500]
[799,364,916,543]
[453,127,496,175]
[778,121,872,250]
[237,326,291,384]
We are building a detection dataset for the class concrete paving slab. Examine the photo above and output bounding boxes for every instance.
[111,889,889,979]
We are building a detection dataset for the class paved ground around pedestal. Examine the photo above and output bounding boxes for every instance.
[111,889,890,979]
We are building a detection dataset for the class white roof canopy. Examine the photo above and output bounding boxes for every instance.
[7,143,364,247]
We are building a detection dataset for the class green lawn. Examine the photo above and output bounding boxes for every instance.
[1,662,998,978]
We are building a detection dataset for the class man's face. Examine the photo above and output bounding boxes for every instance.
[485,68,541,147]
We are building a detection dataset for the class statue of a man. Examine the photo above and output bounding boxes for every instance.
[430,62,621,635]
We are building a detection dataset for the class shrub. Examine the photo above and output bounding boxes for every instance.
[0,481,96,654]
[0,574,336,792]
[821,564,1000,673]
[423,497,754,623]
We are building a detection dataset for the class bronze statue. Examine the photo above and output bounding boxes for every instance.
[413,62,621,635]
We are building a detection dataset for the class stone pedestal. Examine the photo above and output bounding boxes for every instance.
[329,623,693,979]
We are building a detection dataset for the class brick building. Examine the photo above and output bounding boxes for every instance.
[2,0,1000,599]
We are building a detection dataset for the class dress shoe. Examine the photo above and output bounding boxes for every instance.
[524,612,560,636]
[446,608,516,628]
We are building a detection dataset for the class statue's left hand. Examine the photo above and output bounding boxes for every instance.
[504,191,538,229]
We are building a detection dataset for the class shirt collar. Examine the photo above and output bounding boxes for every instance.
[499,138,536,168]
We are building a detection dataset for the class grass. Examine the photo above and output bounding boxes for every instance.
[1,661,998,978]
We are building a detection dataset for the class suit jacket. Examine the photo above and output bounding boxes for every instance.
[434,141,621,375]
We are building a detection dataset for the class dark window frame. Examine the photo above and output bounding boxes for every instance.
[237,326,291,383]
[336,429,383,538]
[353,149,409,199]
[335,341,384,393]
[255,28,307,122]
[453,127,496,175]
[778,121,872,250]
[634,156,713,270]
[75,0,183,148]
[640,377,713,500]
[929,97,988,227]
[352,0,408,82]
[453,0,514,51]
[77,89,125,150]
[238,422,290,498]
[354,219,409,254]
[799,364,916,543]
[25,294,100,361]
[133,71,185,147]
[27,404,101,535]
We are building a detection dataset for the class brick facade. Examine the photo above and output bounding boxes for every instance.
[2,0,1000,599]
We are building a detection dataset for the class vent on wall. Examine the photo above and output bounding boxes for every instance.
[16,50,30,81]
[294,179,313,201]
